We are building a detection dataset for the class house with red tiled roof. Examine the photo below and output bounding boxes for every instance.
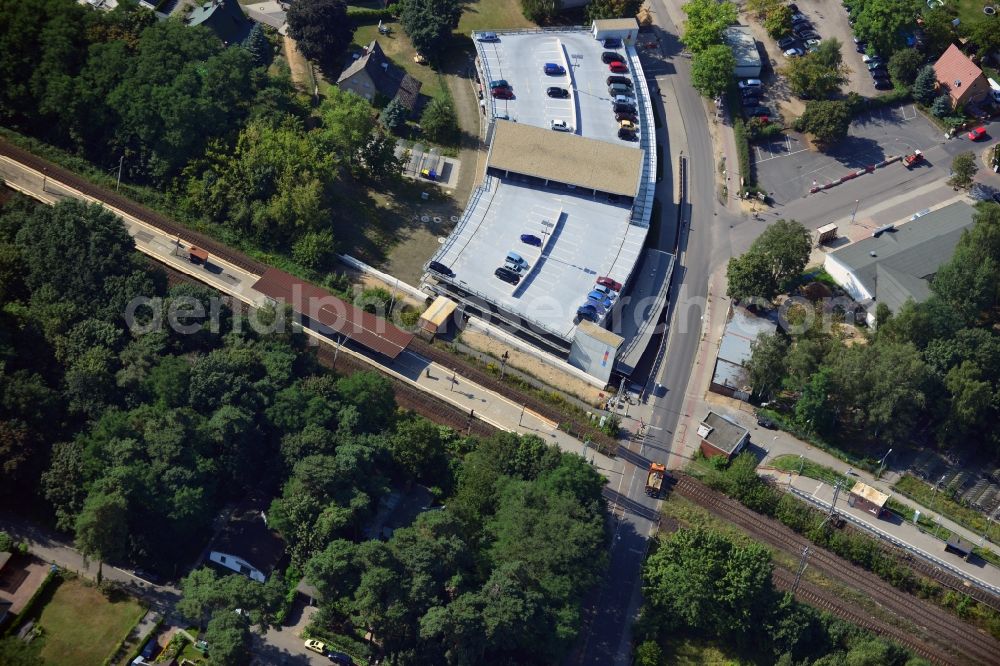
[933,44,991,107]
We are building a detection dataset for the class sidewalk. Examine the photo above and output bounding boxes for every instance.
[763,470,1000,593]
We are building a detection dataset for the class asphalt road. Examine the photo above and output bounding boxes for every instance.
[570,2,741,662]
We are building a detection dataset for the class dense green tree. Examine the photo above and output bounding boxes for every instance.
[911,65,937,105]
[727,251,778,302]
[949,151,978,189]
[380,97,409,134]
[797,99,852,145]
[358,128,405,183]
[783,48,850,100]
[642,526,775,642]
[795,367,835,434]
[521,0,561,23]
[851,0,919,56]
[931,94,951,117]
[291,230,337,270]
[0,637,42,666]
[691,45,736,98]
[745,333,788,399]
[421,98,460,145]
[286,0,352,68]
[681,0,738,53]
[242,23,271,68]
[753,219,812,290]
[764,5,793,39]
[75,486,129,583]
[203,610,252,666]
[336,371,396,432]
[399,0,462,62]
[887,48,924,87]
[964,17,1000,57]
[585,0,638,23]
[14,201,151,322]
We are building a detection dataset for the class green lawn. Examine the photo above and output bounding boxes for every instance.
[895,474,1000,545]
[350,0,537,103]
[660,636,755,665]
[456,0,537,33]
[351,22,447,101]
[954,0,994,30]
[34,577,145,666]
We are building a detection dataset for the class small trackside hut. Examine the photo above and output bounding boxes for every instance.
[847,481,890,519]
[697,411,750,463]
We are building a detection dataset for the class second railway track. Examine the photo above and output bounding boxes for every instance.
[673,474,1000,665]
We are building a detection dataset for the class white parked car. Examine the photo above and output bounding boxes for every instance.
[550,119,572,132]
[784,47,804,57]
[804,38,821,49]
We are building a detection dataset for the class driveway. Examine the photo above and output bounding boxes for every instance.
[756,103,937,203]
[252,599,329,666]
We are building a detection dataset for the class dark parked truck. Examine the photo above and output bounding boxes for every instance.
[645,462,667,497]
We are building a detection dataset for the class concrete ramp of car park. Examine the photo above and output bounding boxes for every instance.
[612,248,676,376]
[511,209,565,298]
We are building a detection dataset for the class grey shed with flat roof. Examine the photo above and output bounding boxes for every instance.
[697,411,750,461]
[824,201,975,315]
[722,27,761,79]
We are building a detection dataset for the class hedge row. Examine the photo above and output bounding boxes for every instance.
[733,117,754,192]
[3,569,57,637]
[347,7,395,24]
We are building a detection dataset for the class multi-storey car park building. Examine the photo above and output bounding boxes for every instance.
[423,20,674,384]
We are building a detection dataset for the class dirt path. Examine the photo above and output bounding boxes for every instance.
[283,35,313,92]
[444,50,485,210]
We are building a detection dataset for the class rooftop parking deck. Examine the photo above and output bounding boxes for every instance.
[431,176,644,339]
[478,30,641,145]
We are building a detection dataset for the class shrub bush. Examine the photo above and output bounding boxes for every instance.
[346,7,394,24]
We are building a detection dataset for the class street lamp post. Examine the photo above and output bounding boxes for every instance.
[933,473,948,522]
[499,350,509,380]
[850,199,860,225]
[981,506,999,546]
[876,448,893,480]
[116,155,124,192]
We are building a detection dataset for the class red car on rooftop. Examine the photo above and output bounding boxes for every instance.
[596,276,623,291]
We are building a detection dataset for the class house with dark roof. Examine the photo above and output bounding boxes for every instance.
[933,44,991,108]
[823,201,975,325]
[208,499,285,583]
[185,0,254,46]
[337,40,424,114]
[697,411,750,462]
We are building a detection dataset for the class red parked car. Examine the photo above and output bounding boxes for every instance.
[492,87,513,99]
[968,126,987,141]
[596,276,623,291]
[609,61,628,73]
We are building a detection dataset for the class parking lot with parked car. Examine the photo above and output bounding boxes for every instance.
[754,104,939,203]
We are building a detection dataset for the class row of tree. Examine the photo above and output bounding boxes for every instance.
[635,525,930,665]
[744,202,1000,453]
[0,0,411,272]
[683,0,739,100]
[1,195,611,665]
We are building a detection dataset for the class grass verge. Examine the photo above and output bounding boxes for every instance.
[895,474,1000,548]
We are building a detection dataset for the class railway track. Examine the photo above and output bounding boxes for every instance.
[673,474,1000,665]
[771,568,959,666]
[0,139,267,276]
[161,263,497,438]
